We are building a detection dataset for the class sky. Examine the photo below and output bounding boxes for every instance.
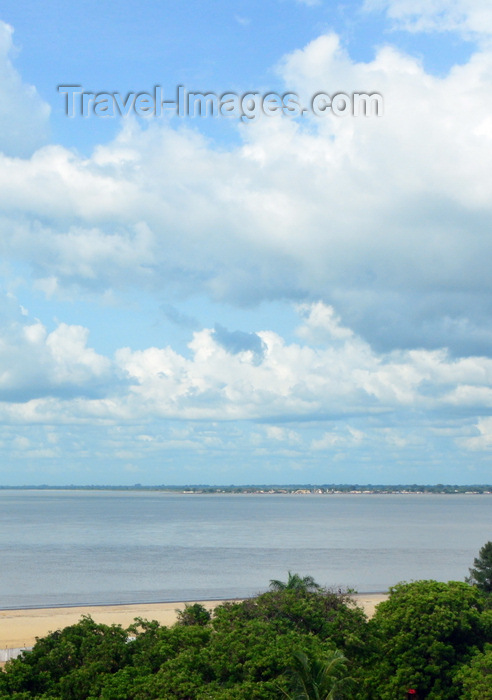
[0,0,491,485]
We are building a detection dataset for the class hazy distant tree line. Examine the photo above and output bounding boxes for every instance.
[1,483,491,494]
[1,546,491,699]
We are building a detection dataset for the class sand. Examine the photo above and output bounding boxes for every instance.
[0,593,388,651]
[351,592,388,618]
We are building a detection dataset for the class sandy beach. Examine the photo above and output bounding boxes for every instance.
[0,594,388,651]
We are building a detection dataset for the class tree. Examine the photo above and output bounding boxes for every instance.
[455,645,492,700]
[212,586,369,659]
[0,580,372,700]
[367,580,492,700]
[280,649,354,700]
[175,602,212,627]
[270,572,321,593]
[467,541,492,594]
[0,616,130,699]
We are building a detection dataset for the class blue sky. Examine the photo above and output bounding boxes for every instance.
[0,0,491,485]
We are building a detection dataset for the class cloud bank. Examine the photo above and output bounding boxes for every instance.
[0,296,489,482]
[0,8,491,482]
[0,27,491,356]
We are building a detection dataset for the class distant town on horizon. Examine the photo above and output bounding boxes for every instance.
[1,484,491,495]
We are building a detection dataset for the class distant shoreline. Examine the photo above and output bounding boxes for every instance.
[0,590,388,612]
[0,485,491,495]
[0,593,388,650]
[0,596,246,613]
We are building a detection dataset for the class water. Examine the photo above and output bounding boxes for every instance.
[0,490,490,609]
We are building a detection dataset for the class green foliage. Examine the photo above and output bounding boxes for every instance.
[204,620,326,686]
[467,541,492,594]
[280,649,354,700]
[1,616,130,699]
[0,582,369,700]
[455,644,492,699]
[367,580,492,700]
[2,575,490,699]
[212,587,369,660]
[270,572,322,592]
[175,602,212,627]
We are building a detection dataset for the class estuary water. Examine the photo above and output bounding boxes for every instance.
[0,490,490,609]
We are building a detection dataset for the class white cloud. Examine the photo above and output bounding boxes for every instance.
[0,304,114,404]
[1,12,491,482]
[0,32,491,355]
[0,301,487,430]
[365,0,492,38]
[296,302,354,343]
[459,416,492,450]
[0,299,490,481]
[264,426,301,443]
[0,22,50,156]
[311,431,347,450]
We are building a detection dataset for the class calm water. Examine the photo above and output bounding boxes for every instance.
[0,490,490,609]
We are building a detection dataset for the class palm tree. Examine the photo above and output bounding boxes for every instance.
[280,649,353,700]
[269,572,321,593]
